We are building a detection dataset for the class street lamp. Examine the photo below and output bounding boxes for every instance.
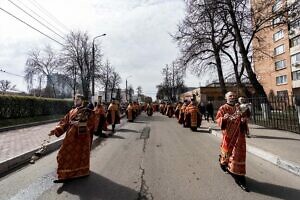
[125,75,132,102]
[92,33,106,97]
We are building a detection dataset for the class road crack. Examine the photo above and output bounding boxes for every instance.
[137,163,154,200]
[137,126,153,200]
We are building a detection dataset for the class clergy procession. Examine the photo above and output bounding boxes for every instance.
[47,91,251,192]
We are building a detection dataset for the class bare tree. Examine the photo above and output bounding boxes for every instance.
[110,71,122,100]
[157,63,187,101]
[116,88,122,102]
[221,38,252,97]
[136,86,143,97]
[61,59,79,99]
[220,0,300,97]
[0,80,16,94]
[174,0,229,96]
[98,60,113,102]
[63,31,94,99]
[25,45,61,98]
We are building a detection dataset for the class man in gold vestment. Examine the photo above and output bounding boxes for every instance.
[49,94,97,183]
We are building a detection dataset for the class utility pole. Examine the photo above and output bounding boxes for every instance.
[172,63,175,102]
[125,75,132,102]
[92,34,106,98]
[126,79,128,102]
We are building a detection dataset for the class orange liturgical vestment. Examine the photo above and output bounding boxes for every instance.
[51,106,97,180]
[216,103,249,176]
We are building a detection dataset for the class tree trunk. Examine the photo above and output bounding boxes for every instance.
[216,54,227,96]
[226,0,267,98]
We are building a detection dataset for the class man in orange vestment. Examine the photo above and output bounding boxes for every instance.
[186,99,201,131]
[126,102,134,122]
[174,102,182,119]
[146,103,154,116]
[49,94,97,183]
[216,91,250,192]
[94,96,107,137]
[179,100,188,124]
[107,99,120,133]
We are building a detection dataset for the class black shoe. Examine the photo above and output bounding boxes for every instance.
[101,133,108,138]
[240,183,250,192]
[220,164,228,173]
[53,179,68,183]
[236,179,250,192]
[234,176,250,192]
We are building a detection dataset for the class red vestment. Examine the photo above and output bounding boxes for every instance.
[216,103,249,175]
[51,106,97,180]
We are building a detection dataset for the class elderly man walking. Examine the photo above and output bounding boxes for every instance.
[216,91,250,192]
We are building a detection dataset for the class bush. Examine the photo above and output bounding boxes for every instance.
[0,95,73,119]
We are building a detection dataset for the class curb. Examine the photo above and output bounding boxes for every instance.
[210,129,300,177]
[0,138,63,176]
[0,119,60,133]
[0,114,127,177]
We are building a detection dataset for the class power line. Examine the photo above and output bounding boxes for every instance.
[0,7,64,46]
[15,0,66,35]
[8,0,65,40]
[27,0,69,32]
[0,69,24,78]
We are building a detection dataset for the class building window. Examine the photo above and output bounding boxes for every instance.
[274,44,285,56]
[272,0,282,12]
[272,16,282,27]
[277,90,288,97]
[276,75,287,85]
[291,53,300,67]
[292,70,300,81]
[290,19,300,30]
[275,60,286,70]
[291,35,300,47]
[273,30,284,41]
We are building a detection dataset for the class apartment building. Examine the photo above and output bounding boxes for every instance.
[252,0,300,96]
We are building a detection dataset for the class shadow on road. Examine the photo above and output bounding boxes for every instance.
[247,177,300,200]
[196,129,210,133]
[117,128,140,134]
[143,115,166,122]
[249,135,300,141]
[110,135,126,139]
[56,172,138,200]
[132,121,146,124]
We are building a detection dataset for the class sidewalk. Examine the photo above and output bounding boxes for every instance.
[0,114,127,176]
[0,122,63,175]
[203,120,300,176]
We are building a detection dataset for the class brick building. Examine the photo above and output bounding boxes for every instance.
[252,0,300,96]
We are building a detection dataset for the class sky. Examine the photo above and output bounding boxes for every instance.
[0,0,203,99]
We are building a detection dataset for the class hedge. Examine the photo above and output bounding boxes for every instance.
[0,95,73,119]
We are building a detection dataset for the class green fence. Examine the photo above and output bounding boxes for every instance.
[0,95,73,119]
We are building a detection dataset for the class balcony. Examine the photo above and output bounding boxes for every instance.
[288,28,300,39]
[292,79,300,88]
[290,44,300,56]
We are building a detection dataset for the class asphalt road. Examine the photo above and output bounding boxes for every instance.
[0,113,300,200]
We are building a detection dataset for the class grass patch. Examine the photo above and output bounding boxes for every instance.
[0,114,64,128]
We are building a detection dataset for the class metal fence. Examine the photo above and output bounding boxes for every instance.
[249,96,300,134]
[212,95,300,134]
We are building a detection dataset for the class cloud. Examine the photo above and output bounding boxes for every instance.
[0,0,200,98]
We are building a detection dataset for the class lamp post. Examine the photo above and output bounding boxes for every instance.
[125,75,132,102]
[92,33,106,97]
